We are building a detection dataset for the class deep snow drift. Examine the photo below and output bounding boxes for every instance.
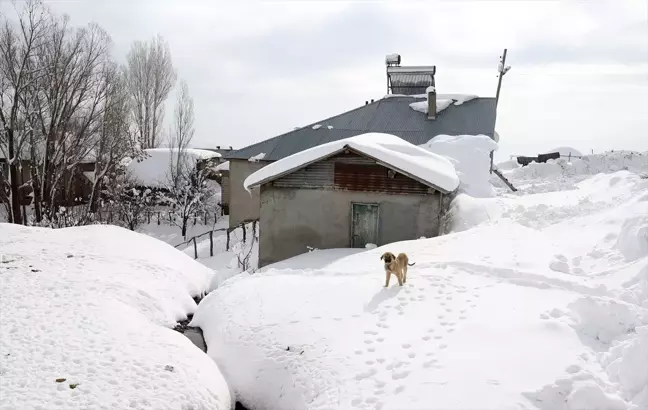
[0,224,231,410]
[193,160,647,409]
[421,134,499,198]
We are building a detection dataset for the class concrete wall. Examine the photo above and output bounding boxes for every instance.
[228,159,270,228]
[259,186,442,267]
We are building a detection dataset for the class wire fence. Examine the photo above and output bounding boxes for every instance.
[174,219,258,260]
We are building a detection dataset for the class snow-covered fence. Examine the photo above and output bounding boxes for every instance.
[174,220,258,259]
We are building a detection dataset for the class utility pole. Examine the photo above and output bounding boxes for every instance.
[491,48,511,174]
[495,48,510,109]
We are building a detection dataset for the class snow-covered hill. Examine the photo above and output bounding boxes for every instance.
[192,158,648,409]
[0,224,231,410]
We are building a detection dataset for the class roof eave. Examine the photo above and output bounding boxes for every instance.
[248,144,455,195]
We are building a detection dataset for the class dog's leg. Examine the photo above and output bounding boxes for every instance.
[385,271,391,287]
[397,270,403,286]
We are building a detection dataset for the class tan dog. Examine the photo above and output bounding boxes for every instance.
[380,252,416,287]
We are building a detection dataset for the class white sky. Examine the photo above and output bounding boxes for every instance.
[6,0,648,159]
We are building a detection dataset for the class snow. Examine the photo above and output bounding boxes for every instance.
[126,148,221,188]
[327,125,334,130]
[409,99,453,114]
[243,132,460,194]
[312,124,322,130]
[492,151,648,195]
[215,161,230,172]
[408,94,478,114]
[248,152,266,162]
[194,156,647,409]
[426,86,435,93]
[0,223,231,410]
[422,134,499,198]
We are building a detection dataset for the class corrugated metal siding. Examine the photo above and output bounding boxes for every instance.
[271,151,433,195]
[334,163,430,194]
[273,162,334,188]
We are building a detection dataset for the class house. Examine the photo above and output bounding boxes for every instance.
[214,161,230,214]
[1,150,95,207]
[125,148,222,190]
[244,132,460,267]
[225,84,496,228]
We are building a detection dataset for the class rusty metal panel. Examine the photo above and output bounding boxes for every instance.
[334,162,430,195]
[273,161,334,189]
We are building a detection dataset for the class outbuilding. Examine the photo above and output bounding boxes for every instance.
[244,133,460,267]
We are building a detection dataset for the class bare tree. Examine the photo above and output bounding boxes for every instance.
[87,64,134,213]
[126,35,176,149]
[0,0,48,224]
[162,80,214,237]
[168,79,194,151]
[102,171,155,231]
[30,13,113,220]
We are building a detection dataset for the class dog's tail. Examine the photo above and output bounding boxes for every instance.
[408,262,416,266]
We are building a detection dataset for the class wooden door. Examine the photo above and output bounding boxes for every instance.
[351,203,379,248]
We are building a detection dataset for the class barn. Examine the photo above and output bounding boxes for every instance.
[244,132,459,267]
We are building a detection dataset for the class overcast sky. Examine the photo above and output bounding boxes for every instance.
[7,0,648,159]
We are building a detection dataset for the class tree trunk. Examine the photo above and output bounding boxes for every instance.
[30,162,42,222]
[7,132,23,225]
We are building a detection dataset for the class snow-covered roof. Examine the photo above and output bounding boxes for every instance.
[248,153,266,162]
[215,161,230,172]
[244,133,460,194]
[126,148,221,188]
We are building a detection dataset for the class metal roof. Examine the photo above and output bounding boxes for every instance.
[226,96,496,161]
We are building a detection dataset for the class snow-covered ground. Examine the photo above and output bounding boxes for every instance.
[0,224,231,410]
[192,150,648,410]
[184,221,259,291]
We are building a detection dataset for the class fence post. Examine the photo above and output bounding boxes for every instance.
[157,212,160,225]
[242,223,246,243]
[147,212,151,224]
[204,213,208,225]
[193,237,198,259]
[226,229,230,251]
[209,231,214,257]
[253,220,257,238]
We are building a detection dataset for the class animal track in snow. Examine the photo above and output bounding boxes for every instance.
[355,368,377,380]
[391,370,410,380]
